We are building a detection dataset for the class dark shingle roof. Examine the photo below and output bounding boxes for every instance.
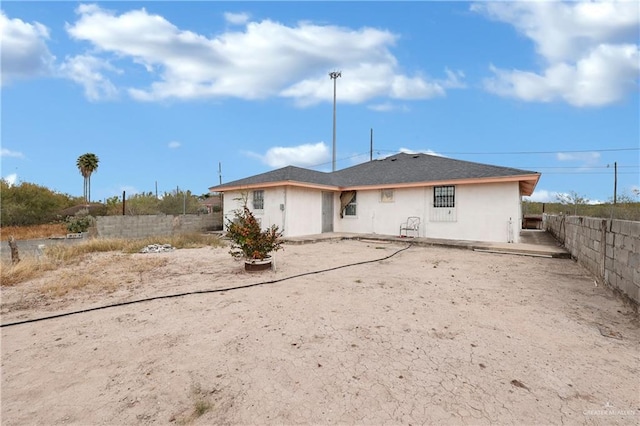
[333,153,537,186]
[210,153,539,191]
[211,165,336,190]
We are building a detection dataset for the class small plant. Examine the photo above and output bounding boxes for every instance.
[66,209,94,233]
[226,206,283,260]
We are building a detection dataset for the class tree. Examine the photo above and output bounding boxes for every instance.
[158,189,201,215]
[555,191,587,215]
[76,153,99,203]
[0,179,78,226]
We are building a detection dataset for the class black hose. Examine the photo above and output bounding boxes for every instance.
[1,243,412,328]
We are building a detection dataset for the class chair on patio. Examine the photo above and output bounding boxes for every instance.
[399,217,420,238]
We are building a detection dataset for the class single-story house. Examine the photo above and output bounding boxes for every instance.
[209,153,540,243]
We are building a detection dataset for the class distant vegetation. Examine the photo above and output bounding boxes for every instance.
[523,190,640,221]
[106,191,206,216]
[0,180,82,227]
[1,178,213,228]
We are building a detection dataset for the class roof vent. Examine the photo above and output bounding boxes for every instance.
[391,158,397,161]
[412,155,419,158]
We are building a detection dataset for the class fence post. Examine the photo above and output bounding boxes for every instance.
[8,235,20,265]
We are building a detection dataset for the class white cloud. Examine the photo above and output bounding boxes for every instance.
[3,173,18,186]
[60,55,120,101]
[65,5,464,104]
[399,147,443,157]
[556,151,600,166]
[168,141,181,149]
[1,148,25,158]
[474,1,640,107]
[281,64,464,107]
[248,142,330,168]
[441,68,466,89]
[556,151,600,161]
[527,190,603,205]
[367,102,410,112]
[224,12,250,25]
[0,11,55,85]
[524,189,555,203]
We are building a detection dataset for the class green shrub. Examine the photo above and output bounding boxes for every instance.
[66,209,94,233]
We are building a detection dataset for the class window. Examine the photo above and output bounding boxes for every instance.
[344,192,357,216]
[434,186,455,208]
[380,189,394,203]
[252,190,264,210]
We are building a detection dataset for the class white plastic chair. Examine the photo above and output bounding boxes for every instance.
[399,217,420,237]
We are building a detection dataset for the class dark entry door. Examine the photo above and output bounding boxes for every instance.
[321,192,334,233]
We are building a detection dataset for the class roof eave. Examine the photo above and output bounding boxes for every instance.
[210,180,339,192]
[342,174,542,193]
[210,173,542,195]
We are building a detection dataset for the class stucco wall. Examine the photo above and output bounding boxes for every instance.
[451,182,521,243]
[222,181,522,243]
[222,189,286,231]
[284,187,323,236]
[96,214,221,239]
[223,188,322,236]
[335,182,522,243]
[333,187,425,236]
[545,215,639,306]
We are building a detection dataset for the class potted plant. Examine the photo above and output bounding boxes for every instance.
[226,206,283,271]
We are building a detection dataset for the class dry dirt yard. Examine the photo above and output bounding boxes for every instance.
[1,240,638,425]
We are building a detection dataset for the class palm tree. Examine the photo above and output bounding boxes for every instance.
[76,153,99,203]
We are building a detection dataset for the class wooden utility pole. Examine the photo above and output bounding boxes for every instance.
[613,161,617,205]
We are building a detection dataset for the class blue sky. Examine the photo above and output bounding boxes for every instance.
[1,1,638,204]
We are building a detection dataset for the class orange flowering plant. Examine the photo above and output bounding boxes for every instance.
[226,206,283,260]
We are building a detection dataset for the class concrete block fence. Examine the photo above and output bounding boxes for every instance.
[544,214,639,307]
[96,214,223,239]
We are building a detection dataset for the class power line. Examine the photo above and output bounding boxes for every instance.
[513,165,638,170]
[376,147,639,155]
[533,172,638,175]
[305,148,640,172]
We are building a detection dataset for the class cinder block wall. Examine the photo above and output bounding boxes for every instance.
[544,214,639,306]
[96,214,222,239]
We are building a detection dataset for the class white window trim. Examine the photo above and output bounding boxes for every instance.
[344,194,357,217]
[252,190,264,211]
[434,185,455,208]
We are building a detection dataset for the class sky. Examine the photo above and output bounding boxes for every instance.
[1,1,639,204]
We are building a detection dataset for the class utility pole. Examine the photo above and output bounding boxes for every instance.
[370,128,373,161]
[218,162,222,185]
[329,71,341,172]
[613,161,617,205]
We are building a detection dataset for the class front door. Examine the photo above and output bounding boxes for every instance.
[321,192,334,233]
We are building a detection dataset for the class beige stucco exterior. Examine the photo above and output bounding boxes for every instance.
[223,180,524,243]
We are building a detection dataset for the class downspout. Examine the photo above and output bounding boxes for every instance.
[282,187,287,236]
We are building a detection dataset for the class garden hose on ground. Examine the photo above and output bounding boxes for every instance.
[1,243,413,328]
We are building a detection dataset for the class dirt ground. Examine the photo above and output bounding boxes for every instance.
[1,240,638,425]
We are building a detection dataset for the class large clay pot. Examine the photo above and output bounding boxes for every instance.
[244,256,272,272]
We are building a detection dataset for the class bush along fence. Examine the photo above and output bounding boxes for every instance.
[96,214,223,239]
[544,214,639,307]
